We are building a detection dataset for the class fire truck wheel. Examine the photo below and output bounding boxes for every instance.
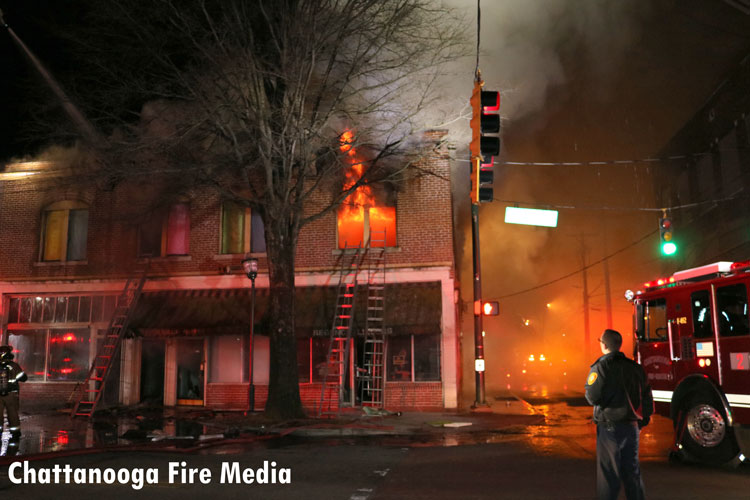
[676,392,740,464]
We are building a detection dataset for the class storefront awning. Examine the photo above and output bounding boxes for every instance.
[129,282,441,337]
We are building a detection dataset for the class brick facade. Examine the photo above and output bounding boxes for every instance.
[0,131,459,413]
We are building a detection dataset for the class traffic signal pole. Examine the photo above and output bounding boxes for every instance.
[468,75,499,408]
[471,196,487,407]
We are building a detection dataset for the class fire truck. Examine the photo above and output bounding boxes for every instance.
[627,261,750,464]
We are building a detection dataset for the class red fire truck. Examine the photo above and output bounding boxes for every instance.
[627,261,750,464]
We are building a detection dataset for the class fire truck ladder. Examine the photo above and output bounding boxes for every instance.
[317,243,364,418]
[71,266,149,418]
[359,230,387,408]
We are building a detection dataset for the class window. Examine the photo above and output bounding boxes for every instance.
[7,294,114,324]
[40,201,88,262]
[337,183,397,249]
[7,328,91,382]
[138,202,190,257]
[717,284,749,337]
[636,298,667,342]
[208,335,249,382]
[387,333,441,382]
[220,201,266,254]
[691,291,713,339]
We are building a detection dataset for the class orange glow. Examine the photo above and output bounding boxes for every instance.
[337,129,396,248]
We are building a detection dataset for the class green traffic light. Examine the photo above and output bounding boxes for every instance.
[662,242,677,255]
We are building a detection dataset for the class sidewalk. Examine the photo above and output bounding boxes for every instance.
[1,399,544,461]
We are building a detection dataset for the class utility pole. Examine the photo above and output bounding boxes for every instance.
[580,234,591,361]
[603,257,613,329]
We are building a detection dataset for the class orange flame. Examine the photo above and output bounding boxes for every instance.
[338,130,397,248]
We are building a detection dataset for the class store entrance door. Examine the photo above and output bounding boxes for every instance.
[176,339,204,406]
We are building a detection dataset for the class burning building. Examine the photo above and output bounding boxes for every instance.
[0,130,460,413]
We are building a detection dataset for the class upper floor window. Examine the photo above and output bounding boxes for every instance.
[337,183,397,249]
[41,201,88,262]
[138,202,190,257]
[220,201,266,254]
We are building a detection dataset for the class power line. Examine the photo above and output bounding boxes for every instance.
[494,190,748,213]
[497,228,656,299]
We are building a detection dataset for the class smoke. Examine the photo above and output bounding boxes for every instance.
[435,0,653,133]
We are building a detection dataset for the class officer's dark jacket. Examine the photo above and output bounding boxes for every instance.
[585,351,654,425]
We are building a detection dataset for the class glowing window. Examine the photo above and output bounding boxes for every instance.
[336,130,396,249]
[40,201,88,262]
[337,183,397,249]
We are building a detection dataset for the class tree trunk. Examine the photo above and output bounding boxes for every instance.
[263,216,306,419]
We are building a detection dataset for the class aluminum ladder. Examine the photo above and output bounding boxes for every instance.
[71,266,148,418]
[359,230,387,408]
[317,243,363,417]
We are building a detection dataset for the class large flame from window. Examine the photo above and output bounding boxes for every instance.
[337,130,396,249]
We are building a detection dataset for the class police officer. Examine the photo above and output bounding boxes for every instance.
[0,345,27,439]
[585,329,653,500]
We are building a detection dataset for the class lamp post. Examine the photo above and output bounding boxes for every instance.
[242,255,259,412]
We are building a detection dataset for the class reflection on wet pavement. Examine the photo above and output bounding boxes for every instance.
[0,408,224,458]
[509,391,675,462]
[0,394,677,461]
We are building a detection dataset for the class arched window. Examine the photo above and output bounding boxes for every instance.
[40,201,89,262]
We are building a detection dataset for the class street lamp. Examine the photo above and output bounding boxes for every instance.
[242,255,259,412]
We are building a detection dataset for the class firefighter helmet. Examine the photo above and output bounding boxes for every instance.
[0,345,13,360]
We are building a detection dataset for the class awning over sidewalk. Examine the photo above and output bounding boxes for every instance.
[129,282,442,337]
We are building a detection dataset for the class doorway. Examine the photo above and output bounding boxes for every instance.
[176,338,204,406]
[140,339,165,404]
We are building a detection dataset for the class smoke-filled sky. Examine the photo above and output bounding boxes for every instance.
[443,0,750,399]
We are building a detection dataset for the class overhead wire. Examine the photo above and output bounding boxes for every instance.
[496,228,657,299]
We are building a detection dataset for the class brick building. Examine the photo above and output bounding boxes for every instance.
[654,52,750,268]
[0,131,460,413]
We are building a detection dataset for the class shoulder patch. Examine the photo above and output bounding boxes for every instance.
[587,372,598,385]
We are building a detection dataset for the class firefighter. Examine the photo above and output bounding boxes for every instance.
[0,345,27,439]
[585,329,654,500]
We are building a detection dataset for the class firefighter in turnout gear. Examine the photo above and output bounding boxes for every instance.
[0,345,27,443]
[585,329,654,500]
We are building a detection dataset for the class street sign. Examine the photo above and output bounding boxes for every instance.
[504,206,559,227]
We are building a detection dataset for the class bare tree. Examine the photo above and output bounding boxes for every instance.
[55,0,466,418]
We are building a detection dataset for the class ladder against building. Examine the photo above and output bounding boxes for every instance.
[317,243,363,418]
[360,230,387,408]
[70,267,149,418]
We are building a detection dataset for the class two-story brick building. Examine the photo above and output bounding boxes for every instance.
[0,130,460,413]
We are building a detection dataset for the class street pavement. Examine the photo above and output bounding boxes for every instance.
[0,394,748,499]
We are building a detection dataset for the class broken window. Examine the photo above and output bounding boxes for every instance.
[336,130,397,249]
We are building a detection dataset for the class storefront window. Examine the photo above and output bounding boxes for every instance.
[7,329,47,381]
[48,329,90,381]
[209,335,248,383]
[297,338,312,383]
[311,337,334,382]
[414,334,441,381]
[7,328,90,382]
[387,335,412,381]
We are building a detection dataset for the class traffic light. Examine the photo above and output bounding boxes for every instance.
[469,79,501,204]
[482,301,499,316]
[659,216,677,255]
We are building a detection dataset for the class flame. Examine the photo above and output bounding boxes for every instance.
[337,130,396,248]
